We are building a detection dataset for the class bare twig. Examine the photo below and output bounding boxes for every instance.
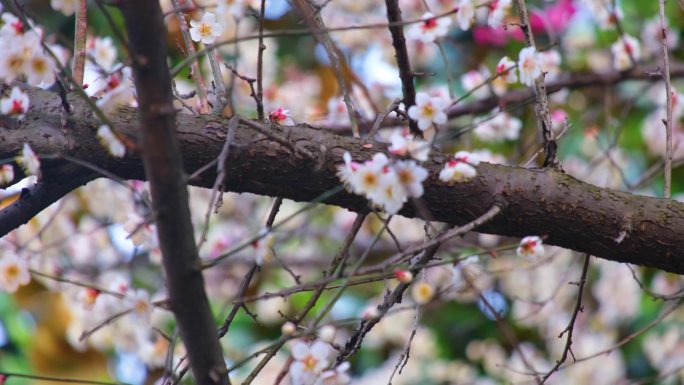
[72,0,88,86]
[384,0,420,137]
[513,0,556,168]
[540,254,591,384]
[170,0,210,113]
[255,0,266,120]
[658,0,673,198]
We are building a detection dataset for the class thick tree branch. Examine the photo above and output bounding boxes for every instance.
[119,2,228,385]
[2,85,684,274]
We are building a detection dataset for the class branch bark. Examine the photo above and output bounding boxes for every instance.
[2,85,684,274]
[118,2,228,385]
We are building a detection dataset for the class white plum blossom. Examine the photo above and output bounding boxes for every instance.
[318,325,336,343]
[518,46,542,86]
[583,0,622,29]
[388,128,430,161]
[268,107,295,125]
[439,151,480,184]
[452,255,481,290]
[516,236,544,258]
[1,86,29,117]
[97,70,135,116]
[337,152,428,214]
[474,112,522,142]
[216,0,247,19]
[369,169,407,214]
[641,17,679,58]
[89,36,118,71]
[0,252,31,293]
[456,0,475,30]
[50,0,78,16]
[496,56,517,83]
[394,269,413,284]
[461,68,491,99]
[16,143,41,178]
[393,159,428,198]
[407,92,449,131]
[407,12,451,43]
[487,0,512,28]
[25,51,56,86]
[412,281,435,304]
[539,49,562,80]
[126,288,153,325]
[0,164,14,184]
[319,362,351,385]
[611,34,640,71]
[289,340,332,385]
[97,125,126,158]
[252,232,275,265]
[281,321,296,336]
[189,12,222,44]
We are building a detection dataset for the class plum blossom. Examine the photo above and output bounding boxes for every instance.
[407,12,451,43]
[393,159,428,198]
[97,125,126,158]
[487,0,512,28]
[268,107,295,125]
[394,269,414,284]
[126,288,153,325]
[281,322,296,336]
[50,0,79,16]
[318,325,336,344]
[539,49,561,80]
[216,0,246,19]
[461,68,491,99]
[289,340,332,385]
[611,34,640,71]
[407,92,449,131]
[1,86,29,117]
[439,151,480,184]
[0,252,30,293]
[318,362,351,385]
[0,165,13,184]
[496,56,517,83]
[412,281,435,304]
[388,128,430,161]
[456,0,475,30]
[516,236,544,258]
[252,232,275,265]
[16,143,41,178]
[518,46,542,86]
[474,112,522,142]
[189,12,222,44]
[89,36,118,71]
[337,152,428,214]
[97,70,135,116]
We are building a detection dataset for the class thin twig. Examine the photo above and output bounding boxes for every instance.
[384,0,420,136]
[513,0,556,168]
[170,0,210,113]
[658,0,673,198]
[540,254,591,384]
[255,0,266,120]
[72,0,88,86]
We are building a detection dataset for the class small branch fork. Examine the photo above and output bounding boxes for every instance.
[384,0,420,137]
[540,254,591,384]
[337,203,505,363]
[513,0,556,168]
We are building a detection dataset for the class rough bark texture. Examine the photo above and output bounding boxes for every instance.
[119,2,228,385]
[2,85,684,273]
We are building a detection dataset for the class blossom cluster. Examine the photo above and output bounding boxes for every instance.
[0,13,56,87]
[337,148,428,214]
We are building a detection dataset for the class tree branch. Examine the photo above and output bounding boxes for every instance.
[119,2,228,385]
[2,85,684,274]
